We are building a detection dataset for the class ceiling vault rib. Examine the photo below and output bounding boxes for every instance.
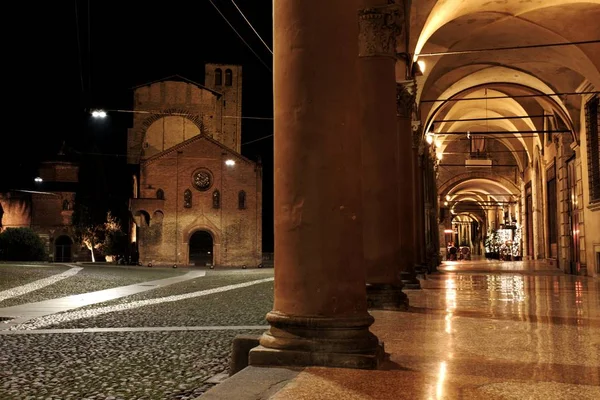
[434,115,546,123]
[436,130,570,134]
[415,40,600,57]
[422,91,599,103]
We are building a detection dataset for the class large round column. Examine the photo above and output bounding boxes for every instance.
[358,1,408,309]
[249,0,382,369]
[397,82,421,288]
[412,138,426,266]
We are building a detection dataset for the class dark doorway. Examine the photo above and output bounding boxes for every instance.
[189,231,213,266]
[55,236,73,262]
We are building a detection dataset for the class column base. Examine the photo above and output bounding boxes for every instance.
[401,271,422,289]
[250,311,384,370]
[366,283,409,310]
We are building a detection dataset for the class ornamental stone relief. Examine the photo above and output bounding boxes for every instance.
[358,2,404,58]
[396,82,416,118]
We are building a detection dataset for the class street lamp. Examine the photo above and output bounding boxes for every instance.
[91,110,107,118]
[34,177,43,183]
[225,159,236,166]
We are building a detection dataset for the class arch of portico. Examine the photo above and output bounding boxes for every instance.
[249,0,600,371]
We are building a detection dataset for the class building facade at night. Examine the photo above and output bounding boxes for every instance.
[127,64,262,267]
[0,154,79,262]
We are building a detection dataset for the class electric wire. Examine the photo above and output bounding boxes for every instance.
[230,0,272,54]
[87,0,92,105]
[74,0,85,100]
[207,0,272,72]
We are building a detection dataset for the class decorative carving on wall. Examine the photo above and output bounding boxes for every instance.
[396,82,416,118]
[192,169,213,191]
[358,3,403,58]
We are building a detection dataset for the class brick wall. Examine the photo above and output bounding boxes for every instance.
[131,136,261,267]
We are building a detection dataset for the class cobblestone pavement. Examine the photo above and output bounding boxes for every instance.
[0,267,275,399]
[44,279,274,329]
[0,265,185,308]
[12,277,273,330]
[0,266,82,303]
[0,264,69,292]
[0,329,264,400]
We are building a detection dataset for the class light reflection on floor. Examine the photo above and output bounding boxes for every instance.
[272,260,600,399]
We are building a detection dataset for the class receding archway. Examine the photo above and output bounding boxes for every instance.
[189,230,214,266]
[55,235,73,262]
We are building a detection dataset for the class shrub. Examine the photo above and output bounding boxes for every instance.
[0,228,47,261]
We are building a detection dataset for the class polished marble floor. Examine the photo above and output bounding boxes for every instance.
[270,260,600,399]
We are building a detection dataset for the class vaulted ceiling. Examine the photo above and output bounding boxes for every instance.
[406,0,600,203]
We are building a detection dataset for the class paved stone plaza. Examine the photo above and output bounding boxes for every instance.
[0,263,273,399]
[2,261,600,400]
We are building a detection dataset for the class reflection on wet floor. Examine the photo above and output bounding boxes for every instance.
[274,260,600,399]
[372,260,600,396]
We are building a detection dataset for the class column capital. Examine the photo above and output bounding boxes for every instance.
[358,3,404,58]
[412,126,423,149]
[396,81,417,118]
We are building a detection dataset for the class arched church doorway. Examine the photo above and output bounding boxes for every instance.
[189,231,213,266]
[55,236,73,262]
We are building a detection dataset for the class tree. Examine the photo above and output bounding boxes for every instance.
[103,212,128,261]
[0,228,47,261]
[73,203,105,263]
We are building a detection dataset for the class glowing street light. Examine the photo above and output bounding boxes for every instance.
[91,110,107,118]
[34,177,43,183]
[426,132,434,145]
[225,159,236,166]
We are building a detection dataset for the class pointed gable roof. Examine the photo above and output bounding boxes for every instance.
[142,134,255,166]
[131,74,222,97]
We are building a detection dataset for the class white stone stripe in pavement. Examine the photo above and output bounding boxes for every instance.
[10,276,274,330]
[0,266,83,302]
[0,270,206,327]
[0,325,269,334]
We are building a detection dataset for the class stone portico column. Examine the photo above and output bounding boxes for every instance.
[249,0,383,369]
[358,1,408,309]
[397,82,421,288]
[413,134,426,266]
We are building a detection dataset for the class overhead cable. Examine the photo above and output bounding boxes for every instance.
[207,0,272,72]
[230,0,273,54]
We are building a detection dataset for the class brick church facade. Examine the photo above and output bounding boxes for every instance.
[127,64,262,267]
[0,153,79,262]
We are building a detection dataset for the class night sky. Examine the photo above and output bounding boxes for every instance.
[3,0,275,250]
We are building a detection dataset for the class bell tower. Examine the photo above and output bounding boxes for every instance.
[205,63,242,152]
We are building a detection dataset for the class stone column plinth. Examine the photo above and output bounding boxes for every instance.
[249,0,383,370]
[359,1,408,310]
